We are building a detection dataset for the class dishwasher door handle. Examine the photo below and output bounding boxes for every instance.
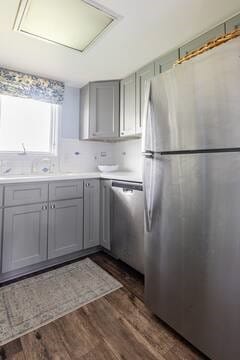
[123,188,134,193]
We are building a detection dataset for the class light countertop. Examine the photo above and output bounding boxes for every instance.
[0,171,142,184]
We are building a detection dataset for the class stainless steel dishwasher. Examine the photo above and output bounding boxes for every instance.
[111,181,144,274]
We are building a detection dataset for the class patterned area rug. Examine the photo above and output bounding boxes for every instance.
[0,258,122,346]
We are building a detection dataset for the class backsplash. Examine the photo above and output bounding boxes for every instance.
[0,138,142,175]
[58,139,115,173]
[59,138,142,174]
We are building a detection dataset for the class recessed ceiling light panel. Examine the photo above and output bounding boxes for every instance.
[14,0,120,52]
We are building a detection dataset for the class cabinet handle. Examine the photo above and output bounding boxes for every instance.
[50,204,56,209]
[86,183,90,187]
[121,132,124,136]
[42,205,48,210]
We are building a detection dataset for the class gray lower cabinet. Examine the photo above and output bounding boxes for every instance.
[80,81,120,140]
[226,14,240,32]
[2,203,48,272]
[136,63,154,134]
[120,73,136,137]
[48,199,84,259]
[179,24,225,58]
[84,180,100,249]
[154,49,179,75]
[100,180,111,250]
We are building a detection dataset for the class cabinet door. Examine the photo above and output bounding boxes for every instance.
[2,204,48,272]
[226,14,240,32]
[154,50,179,75]
[136,63,154,134]
[89,81,119,139]
[48,199,83,259]
[120,73,136,137]
[179,24,225,58]
[84,180,100,249]
[100,180,111,250]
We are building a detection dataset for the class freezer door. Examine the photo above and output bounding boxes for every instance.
[144,152,240,360]
[146,37,240,152]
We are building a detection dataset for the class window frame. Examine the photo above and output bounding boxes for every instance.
[0,95,59,157]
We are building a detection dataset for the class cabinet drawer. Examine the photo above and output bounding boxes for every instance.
[5,183,48,206]
[49,180,83,201]
[0,186,3,207]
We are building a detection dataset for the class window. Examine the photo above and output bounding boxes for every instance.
[0,95,58,154]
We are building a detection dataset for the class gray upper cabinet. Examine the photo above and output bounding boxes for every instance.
[84,180,100,249]
[154,49,179,75]
[136,63,154,134]
[179,24,225,58]
[100,180,111,250]
[226,14,240,32]
[49,180,83,201]
[80,81,120,140]
[2,203,48,272]
[5,183,48,206]
[120,73,136,137]
[48,199,84,259]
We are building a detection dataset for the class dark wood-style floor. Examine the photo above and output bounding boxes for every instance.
[0,252,206,360]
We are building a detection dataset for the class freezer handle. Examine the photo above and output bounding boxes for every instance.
[142,81,152,153]
[143,151,154,159]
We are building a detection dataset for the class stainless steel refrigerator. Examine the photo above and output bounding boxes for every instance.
[143,37,240,360]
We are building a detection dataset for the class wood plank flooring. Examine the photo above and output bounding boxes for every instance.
[0,252,207,360]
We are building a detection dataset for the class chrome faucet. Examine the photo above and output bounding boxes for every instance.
[18,143,27,155]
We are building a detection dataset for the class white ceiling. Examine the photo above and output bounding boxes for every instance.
[0,0,240,87]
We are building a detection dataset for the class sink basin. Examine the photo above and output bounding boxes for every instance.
[98,165,119,173]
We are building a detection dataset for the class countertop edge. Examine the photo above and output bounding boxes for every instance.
[0,172,142,185]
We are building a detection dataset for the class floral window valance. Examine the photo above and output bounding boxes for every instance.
[0,67,64,105]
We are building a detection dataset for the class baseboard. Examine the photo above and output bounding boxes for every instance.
[0,246,102,285]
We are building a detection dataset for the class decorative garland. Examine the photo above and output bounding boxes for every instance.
[176,28,240,64]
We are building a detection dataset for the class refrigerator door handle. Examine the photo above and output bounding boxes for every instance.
[142,82,152,153]
[143,157,154,233]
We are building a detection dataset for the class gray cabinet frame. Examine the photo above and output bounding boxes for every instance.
[100,180,111,250]
[84,180,100,249]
